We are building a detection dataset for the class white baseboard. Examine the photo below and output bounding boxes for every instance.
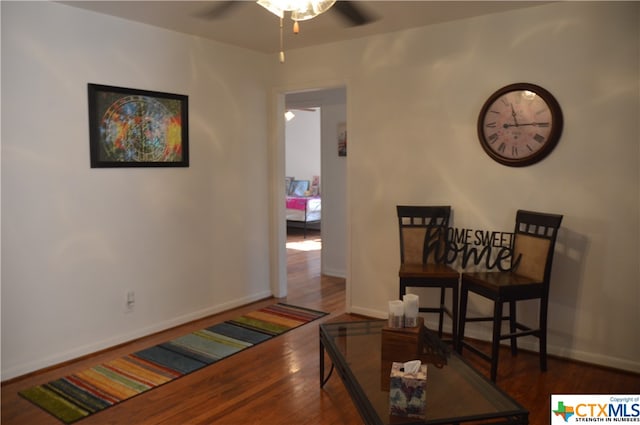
[458,324,640,374]
[347,305,640,374]
[321,267,346,279]
[2,291,272,381]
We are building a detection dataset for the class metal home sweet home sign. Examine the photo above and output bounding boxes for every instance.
[425,227,521,272]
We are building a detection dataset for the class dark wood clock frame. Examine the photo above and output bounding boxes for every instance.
[477,82,563,167]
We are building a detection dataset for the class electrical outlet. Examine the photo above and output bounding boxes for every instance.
[125,290,135,312]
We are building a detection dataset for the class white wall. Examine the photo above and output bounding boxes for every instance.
[1,2,273,379]
[320,101,347,278]
[2,1,638,380]
[273,2,640,372]
[285,109,321,183]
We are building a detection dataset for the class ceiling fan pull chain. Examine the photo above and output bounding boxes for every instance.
[279,16,285,63]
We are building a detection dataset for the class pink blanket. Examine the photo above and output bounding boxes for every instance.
[286,196,318,211]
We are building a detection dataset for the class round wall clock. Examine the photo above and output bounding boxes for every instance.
[477,83,563,167]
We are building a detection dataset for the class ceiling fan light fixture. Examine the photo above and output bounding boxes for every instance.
[258,0,337,63]
[257,0,336,21]
[257,0,285,18]
[291,0,336,21]
[285,110,296,121]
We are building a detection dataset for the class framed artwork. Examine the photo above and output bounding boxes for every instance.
[338,122,347,157]
[88,83,189,167]
[285,176,294,194]
[289,180,310,197]
[310,175,320,196]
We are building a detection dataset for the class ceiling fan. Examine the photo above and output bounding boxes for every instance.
[284,107,317,121]
[199,1,375,62]
[201,1,373,26]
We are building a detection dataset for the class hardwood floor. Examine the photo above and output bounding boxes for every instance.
[2,228,639,424]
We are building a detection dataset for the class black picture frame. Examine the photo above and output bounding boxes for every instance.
[88,83,189,168]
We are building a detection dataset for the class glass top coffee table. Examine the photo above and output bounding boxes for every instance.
[319,320,528,425]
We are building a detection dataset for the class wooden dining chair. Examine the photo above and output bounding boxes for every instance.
[397,205,460,346]
[457,209,563,381]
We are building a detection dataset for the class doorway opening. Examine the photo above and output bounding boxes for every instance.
[284,105,322,286]
[283,87,347,294]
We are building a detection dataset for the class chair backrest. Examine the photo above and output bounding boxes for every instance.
[511,210,563,286]
[397,206,451,265]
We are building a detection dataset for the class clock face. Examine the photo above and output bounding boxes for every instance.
[478,83,563,167]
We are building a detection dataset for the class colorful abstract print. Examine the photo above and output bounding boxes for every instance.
[19,303,327,424]
[98,94,183,162]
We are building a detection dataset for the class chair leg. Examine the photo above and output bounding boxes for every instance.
[452,284,459,351]
[438,287,446,337]
[539,300,549,372]
[457,287,468,354]
[509,301,518,356]
[490,301,503,382]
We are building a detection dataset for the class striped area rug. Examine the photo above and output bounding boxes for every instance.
[19,303,327,424]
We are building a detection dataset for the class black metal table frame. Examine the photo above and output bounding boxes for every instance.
[319,321,529,425]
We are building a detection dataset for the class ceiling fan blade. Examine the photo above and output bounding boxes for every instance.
[332,1,376,26]
[196,1,243,19]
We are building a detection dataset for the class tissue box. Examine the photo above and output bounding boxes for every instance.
[380,317,424,390]
[389,362,427,418]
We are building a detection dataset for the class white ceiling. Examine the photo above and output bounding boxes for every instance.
[61,1,548,54]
